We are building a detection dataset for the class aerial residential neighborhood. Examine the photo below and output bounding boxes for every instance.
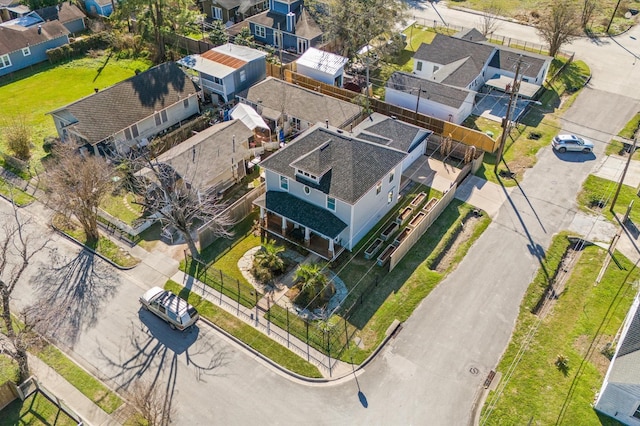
[1,0,640,425]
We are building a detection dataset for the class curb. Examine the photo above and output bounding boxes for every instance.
[51,224,140,271]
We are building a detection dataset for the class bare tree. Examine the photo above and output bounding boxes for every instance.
[478,2,503,37]
[581,0,598,29]
[46,144,114,242]
[130,156,234,260]
[0,201,51,383]
[535,0,581,57]
[127,380,176,426]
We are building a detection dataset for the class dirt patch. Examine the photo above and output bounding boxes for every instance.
[432,213,482,273]
[573,334,613,376]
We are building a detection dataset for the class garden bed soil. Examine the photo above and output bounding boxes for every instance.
[423,197,438,213]
[377,244,397,266]
[410,192,427,208]
[409,211,426,228]
[394,227,412,245]
[431,214,481,273]
[381,222,399,240]
[396,206,413,225]
[364,238,384,259]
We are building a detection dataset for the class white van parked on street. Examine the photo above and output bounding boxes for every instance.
[139,287,199,331]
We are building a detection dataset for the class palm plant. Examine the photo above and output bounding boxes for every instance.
[254,240,285,273]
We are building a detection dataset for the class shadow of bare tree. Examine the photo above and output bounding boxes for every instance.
[28,248,118,345]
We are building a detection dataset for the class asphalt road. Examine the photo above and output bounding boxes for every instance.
[3,3,640,425]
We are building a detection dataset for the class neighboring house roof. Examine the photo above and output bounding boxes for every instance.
[248,7,322,40]
[386,72,473,109]
[48,62,198,145]
[5,4,29,14]
[178,43,266,79]
[0,20,68,55]
[211,0,244,10]
[230,103,269,130]
[0,11,42,27]
[93,0,113,7]
[454,28,486,42]
[261,191,348,238]
[150,119,253,190]
[354,114,431,154]
[237,77,362,128]
[260,124,406,204]
[35,2,85,24]
[296,47,348,75]
[414,34,495,88]
[486,45,548,78]
[606,300,640,384]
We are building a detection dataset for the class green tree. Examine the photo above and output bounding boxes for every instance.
[208,20,229,46]
[115,0,203,62]
[307,0,408,58]
[233,27,255,47]
[254,240,285,273]
[293,262,332,309]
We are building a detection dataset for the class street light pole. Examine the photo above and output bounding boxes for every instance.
[494,56,523,173]
[611,136,638,213]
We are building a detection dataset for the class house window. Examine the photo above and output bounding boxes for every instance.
[240,69,246,82]
[183,98,189,108]
[388,190,394,204]
[280,175,288,190]
[291,117,301,130]
[0,54,11,69]
[327,197,335,211]
[22,47,31,57]
[634,404,640,419]
[389,172,394,183]
[124,127,132,140]
[131,124,139,138]
[304,186,310,195]
[416,61,422,71]
[434,65,440,72]
[376,181,382,195]
[212,6,222,20]
[161,110,168,122]
[154,113,162,126]
[255,25,266,39]
[262,0,268,9]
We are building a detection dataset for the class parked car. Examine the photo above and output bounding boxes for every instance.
[551,134,594,153]
[139,287,199,331]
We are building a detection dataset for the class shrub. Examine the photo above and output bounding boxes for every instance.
[42,136,60,154]
[4,120,32,160]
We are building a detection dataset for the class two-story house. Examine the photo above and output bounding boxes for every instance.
[48,62,200,155]
[35,2,86,34]
[200,0,267,24]
[254,123,406,260]
[246,0,322,54]
[178,43,267,104]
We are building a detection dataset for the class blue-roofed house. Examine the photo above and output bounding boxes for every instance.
[84,0,113,17]
[246,0,322,54]
[0,17,70,77]
[295,47,348,87]
[254,123,406,260]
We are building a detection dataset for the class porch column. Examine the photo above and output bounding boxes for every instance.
[328,238,335,258]
[281,216,287,236]
[259,207,265,226]
[304,227,311,246]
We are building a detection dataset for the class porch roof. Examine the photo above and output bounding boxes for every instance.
[255,191,347,239]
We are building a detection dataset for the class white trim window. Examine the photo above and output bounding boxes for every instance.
[22,47,31,57]
[212,6,222,20]
[327,196,336,211]
[376,181,382,195]
[0,54,11,69]
[416,61,422,72]
[240,69,246,82]
[255,25,266,39]
[279,175,289,190]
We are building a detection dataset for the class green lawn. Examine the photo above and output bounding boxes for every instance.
[0,54,152,165]
[0,354,18,384]
[618,112,640,140]
[101,190,144,225]
[165,280,323,378]
[577,174,640,225]
[0,178,35,207]
[0,392,78,426]
[481,233,639,424]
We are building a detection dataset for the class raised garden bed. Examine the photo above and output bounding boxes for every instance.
[380,222,399,241]
[377,244,397,266]
[410,192,427,208]
[396,206,414,225]
[394,227,412,245]
[408,211,426,228]
[423,197,438,213]
[365,238,384,260]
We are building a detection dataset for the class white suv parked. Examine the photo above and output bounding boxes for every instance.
[139,287,199,331]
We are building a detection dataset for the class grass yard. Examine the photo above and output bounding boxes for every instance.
[481,233,639,424]
[101,190,145,225]
[618,112,640,140]
[165,280,323,378]
[0,392,79,426]
[0,54,152,167]
[577,174,640,226]
[0,354,18,384]
[0,178,35,207]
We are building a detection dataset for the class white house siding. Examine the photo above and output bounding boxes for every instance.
[385,88,473,125]
[412,60,438,79]
[296,63,340,87]
[402,140,426,171]
[348,162,403,249]
[596,383,640,425]
[222,74,235,101]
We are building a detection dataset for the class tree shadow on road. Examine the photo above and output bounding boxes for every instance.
[28,248,118,346]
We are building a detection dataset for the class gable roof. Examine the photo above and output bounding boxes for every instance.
[49,62,198,145]
[454,28,486,42]
[386,71,473,109]
[296,47,348,75]
[605,297,640,384]
[237,77,362,128]
[248,7,322,40]
[35,2,85,24]
[259,124,406,204]
[230,103,269,130]
[151,120,253,190]
[0,20,68,55]
[354,114,431,153]
[413,34,495,88]
[486,45,548,78]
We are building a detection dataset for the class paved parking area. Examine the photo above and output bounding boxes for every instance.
[472,91,537,123]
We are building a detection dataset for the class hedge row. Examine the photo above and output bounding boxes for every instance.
[46,32,111,63]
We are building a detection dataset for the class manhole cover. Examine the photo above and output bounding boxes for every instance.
[469,367,479,375]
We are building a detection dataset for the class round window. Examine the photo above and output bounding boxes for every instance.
[304,186,310,194]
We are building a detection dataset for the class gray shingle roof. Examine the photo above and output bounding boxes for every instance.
[260,125,406,204]
[0,20,68,55]
[413,34,495,88]
[237,77,362,129]
[35,2,85,24]
[49,62,197,145]
[263,191,347,238]
[608,301,640,384]
[486,46,548,78]
[356,117,428,153]
[386,71,472,109]
[248,7,322,40]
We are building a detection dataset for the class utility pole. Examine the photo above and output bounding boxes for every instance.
[494,55,523,173]
[611,137,638,212]
[606,0,623,33]
[415,86,423,114]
